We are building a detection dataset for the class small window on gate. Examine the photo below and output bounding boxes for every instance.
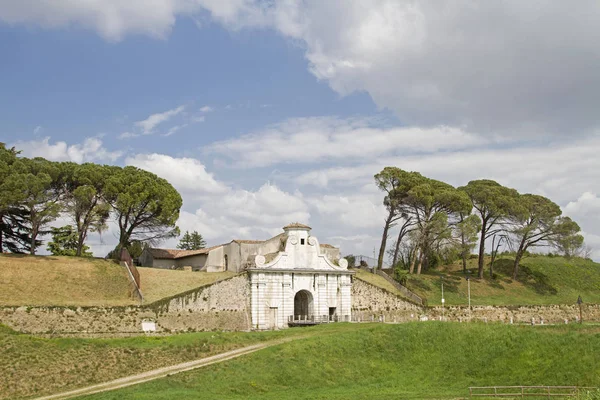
[301,238,305,245]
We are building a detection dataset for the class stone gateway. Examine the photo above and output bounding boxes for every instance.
[248,223,353,330]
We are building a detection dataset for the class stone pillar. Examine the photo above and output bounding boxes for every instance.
[340,274,352,320]
[250,272,267,330]
[317,274,327,319]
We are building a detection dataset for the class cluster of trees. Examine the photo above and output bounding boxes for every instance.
[0,143,183,257]
[375,167,584,280]
[177,230,206,250]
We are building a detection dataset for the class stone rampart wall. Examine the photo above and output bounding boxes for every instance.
[428,304,600,324]
[0,274,251,335]
[351,277,600,324]
[351,277,422,322]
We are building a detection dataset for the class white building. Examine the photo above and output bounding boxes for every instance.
[248,223,353,330]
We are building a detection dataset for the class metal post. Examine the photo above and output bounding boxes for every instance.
[441,281,445,321]
[467,276,471,321]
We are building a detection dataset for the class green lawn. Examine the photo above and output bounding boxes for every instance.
[2,323,353,400]
[404,255,600,306]
[77,323,600,400]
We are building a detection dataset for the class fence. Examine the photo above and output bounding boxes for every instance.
[120,248,142,302]
[288,315,351,325]
[469,386,598,398]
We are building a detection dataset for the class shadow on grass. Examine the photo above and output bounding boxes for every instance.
[494,258,558,295]
[407,277,432,292]
[0,253,61,261]
[439,274,461,293]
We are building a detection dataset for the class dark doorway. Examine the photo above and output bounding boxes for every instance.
[294,290,313,318]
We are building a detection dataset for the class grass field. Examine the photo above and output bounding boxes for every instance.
[74,322,600,400]
[0,254,132,307]
[403,255,600,306]
[137,267,235,304]
[0,322,349,399]
[0,255,236,307]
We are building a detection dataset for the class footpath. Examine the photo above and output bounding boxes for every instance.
[34,336,302,400]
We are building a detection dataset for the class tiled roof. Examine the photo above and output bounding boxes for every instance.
[148,244,223,259]
[319,243,336,249]
[233,240,264,244]
[283,222,312,230]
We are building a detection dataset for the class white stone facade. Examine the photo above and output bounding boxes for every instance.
[248,223,353,330]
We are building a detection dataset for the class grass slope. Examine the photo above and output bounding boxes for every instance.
[77,323,600,400]
[352,268,411,299]
[405,255,600,306]
[0,255,237,307]
[0,255,132,307]
[0,323,339,400]
[137,267,235,304]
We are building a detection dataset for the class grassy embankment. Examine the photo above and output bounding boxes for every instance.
[401,255,600,306]
[0,254,234,306]
[0,323,351,400]
[73,322,600,400]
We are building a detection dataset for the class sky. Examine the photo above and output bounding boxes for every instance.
[1,1,600,261]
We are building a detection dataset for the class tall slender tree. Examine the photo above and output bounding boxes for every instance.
[374,168,421,270]
[63,163,111,256]
[19,158,62,254]
[459,180,520,279]
[456,213,482,273]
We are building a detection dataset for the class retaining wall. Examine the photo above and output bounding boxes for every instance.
[0,274,251,334]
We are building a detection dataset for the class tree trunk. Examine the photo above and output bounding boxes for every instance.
[409,247,418,274]
[30,226,38,255]
[477,218,487,279]
[512,252,523,280]
[76,230,86,257]
[416,250,424,275]
[377,211,394,270]
[392,239,400,267]
[512,240,527,280]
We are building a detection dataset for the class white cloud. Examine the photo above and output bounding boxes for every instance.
[33,125,42,136]
[118,131,138,139]
[5,2,600,137]
[134,105,185,135]
[126,153,229,196]
[206,116,489,167]
[199,105,213,113]
[163,124,188,137]
[294,134,600,203]
[13,136,123,163]
[308,193,383,229]
[0,0,196,41]
[564,192,600,255]
[263,1,600,137]
[126,152,311,246]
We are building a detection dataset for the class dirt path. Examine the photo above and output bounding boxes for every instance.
[33,336,301,400]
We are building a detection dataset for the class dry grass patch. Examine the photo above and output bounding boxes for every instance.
[137,267,236,304]
[0,255,133,307]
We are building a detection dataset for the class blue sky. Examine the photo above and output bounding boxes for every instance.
[2,1,600,261]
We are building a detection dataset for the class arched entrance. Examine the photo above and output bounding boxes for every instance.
[294,290,313,319]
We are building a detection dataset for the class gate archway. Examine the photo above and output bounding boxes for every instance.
[294,290,313,318]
